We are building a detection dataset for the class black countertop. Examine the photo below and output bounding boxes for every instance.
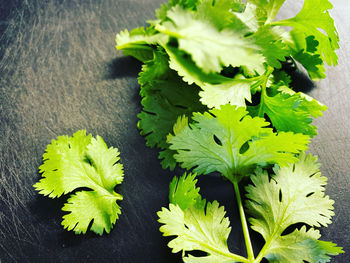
[0,0,349,262]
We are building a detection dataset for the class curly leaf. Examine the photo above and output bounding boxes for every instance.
[249,85,327,137]
[245,153,343,262]
[158,176,246,262]
[34,130,123,235]
[138,50,206,169]
[169,172,200,210]
[168,105,309,179]
[156,6,265,74]
[276,0,339,66]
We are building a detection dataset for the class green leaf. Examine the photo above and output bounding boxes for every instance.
[246,153,343,262]
[252,26,289,69]
[158,173,249,262]
[266,227,344,263]
[168,105,309,179]
[165,45,231,85]
[169,173,200,210]
[116,27,164,62]
[196,0,249,31]
[290,34,326,80]
[138,47,170,87]
[137,53,206,169]
[156,6,265,74]
[158,200,243,262]
[248,0,286,24]
[158,148,178,171]
[251,85,327,137]
[199,74,252,108]
[155,0,200,22]
[62,190,121,235]
[275,0,339,66]
[158,201,234,262]
[34,130,123,235]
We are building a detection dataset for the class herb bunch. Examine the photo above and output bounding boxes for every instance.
[116,0,344,262]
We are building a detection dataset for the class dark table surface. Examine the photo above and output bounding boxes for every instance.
[0,0,349,262]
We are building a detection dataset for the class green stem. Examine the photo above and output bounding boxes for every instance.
[155,24,182,39]
[257,66,274,118]
[233,180,255,261]
[269,19,293,27]
[254,242,271,263]
[116,43,154,51]
[196,240,250,263]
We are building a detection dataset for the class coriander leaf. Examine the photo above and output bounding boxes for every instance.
[158,200,243,263]
[275,0,339,66]
[138,76,203,149]
[289,33,326,80]
[34,130,123,235]
[168,105,309,180]
[62,190,121,235]
[116,27,164,62]
[252,26,289,69]
[165,46,265,108]
[155,0,200,22]
[196,0,249,32]
[250,85,327,137]
[156,6,265,74]
[199,75,252,108]
[169,0,199,10]
[137,54,206,169]
[246,153,343,262]
[235,2,262,31]
[277,86,327,119]
[272,69,291,86]
[158,148,178,171]
[138,47,170,87]
[159,173,248,262]
[265,227,344,263]
[169,172,200,210]
[165,45,231,85]
[158,202,235,262]
[248,0,286,24]
[158,115,192,170]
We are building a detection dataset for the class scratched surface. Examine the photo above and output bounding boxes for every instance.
[0,0,349,262]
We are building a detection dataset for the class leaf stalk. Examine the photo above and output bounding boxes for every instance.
[232,179,255,262]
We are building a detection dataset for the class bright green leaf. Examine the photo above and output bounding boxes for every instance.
[158,200,241,262]
[246,153,343,262]
[34,130,123,235]
[169,173,200,210]
[199,75,252,108]
[116,27,164,62]
[168,105,309,179]
[157,6,265,74]
[275,0,339,66]
[250,85,327,136]
[248,0,286,24]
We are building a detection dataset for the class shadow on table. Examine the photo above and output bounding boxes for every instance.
[104,56,141,80]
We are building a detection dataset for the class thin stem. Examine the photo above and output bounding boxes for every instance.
[233,180,255,261]
[116,43,154,51]
[196,240,250,263]
[155,24,182,39]
[269,19,293,27]
[257,66,274,118]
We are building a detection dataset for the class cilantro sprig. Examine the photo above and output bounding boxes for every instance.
[159,159,343,263]
[116,0,343,261]
[34,130,124,235]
